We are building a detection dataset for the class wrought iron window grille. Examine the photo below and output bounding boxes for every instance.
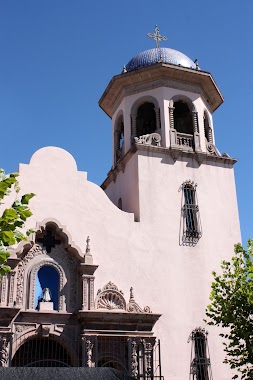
[188,327,213,380]
[180,180,202,246]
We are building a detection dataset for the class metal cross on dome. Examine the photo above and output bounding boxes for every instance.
[147,25,167,48]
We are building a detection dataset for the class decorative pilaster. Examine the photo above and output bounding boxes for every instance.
[192,110,201,152]
[8,271,15,306]
[0,335,12,367]
[82,275,88,310]
[169,106,175,129]
[131,113,137,138]
[192,110,199,133]
[169,106,177,147]
[90,276,95,310]
[131,340,138,379]
[142,339,153,379]
[0,275,7,305]
[208,127,213,143]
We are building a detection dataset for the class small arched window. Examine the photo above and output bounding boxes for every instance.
[181,180,202,245]
[34,265,59,310]
[136,102,156,137]
[174,101,194,135]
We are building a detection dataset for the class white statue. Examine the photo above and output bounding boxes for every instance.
[42,288,51,302]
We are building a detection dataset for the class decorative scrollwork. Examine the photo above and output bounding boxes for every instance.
[0,336,10,367]
[206,141,220,156]
[126,287,152,314]
[134,133,161,146]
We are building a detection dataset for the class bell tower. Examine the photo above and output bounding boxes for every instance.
[100,28,228,222]
[99,30,241,378]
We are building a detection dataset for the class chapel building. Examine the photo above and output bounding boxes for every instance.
[0,29,241,380]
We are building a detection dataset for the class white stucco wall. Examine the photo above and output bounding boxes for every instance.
[5,144,241,380]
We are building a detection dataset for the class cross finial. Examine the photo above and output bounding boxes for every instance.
[147,25,167,49]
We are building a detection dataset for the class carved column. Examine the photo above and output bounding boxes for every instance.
[85,338,95,368]
[0,334,12,367]
[142,339,153,380]
[192,110,199,133]
[131,340,138,379]
[0,275,7,306]
[192,110,201,152]
[82,275,95,310]
[131,114,137,139]
[169,106,177,147]
[208,127,213,143]
[89,276,95,310]
[82,275,88,310]
[8,271,15,306]
[169,106,175,129]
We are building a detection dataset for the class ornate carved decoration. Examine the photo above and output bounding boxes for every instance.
[15,324,35,334]
[127,287,152,314]
[8,271,15,305]
[86,340,95,368]
[206,140,220,156]
[16,244,45,306]
[134,133,161,147]
[95,282,126,310]
[131,340,138,379]
[41,324,51,337]
[0,335,11,367]
[142,339,153,378]
[0,275,7,304]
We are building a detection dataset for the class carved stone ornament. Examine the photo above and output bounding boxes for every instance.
[206,140,220,156]
[0,335,11,367]
[86,340,95,368]
[142,339,153,377]
[95,282,126,310]
[134,133,161,147]
[126,287,152,314]
[15,324,35,334]
[131,340,138,379]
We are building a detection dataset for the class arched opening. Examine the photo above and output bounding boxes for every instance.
[98,356,127,372]
[115,115,124,163]
[136,102,156,137]
[174,101,194,135]
[204,112,212,143]
[12,338,72,367]
[34,265,59,310]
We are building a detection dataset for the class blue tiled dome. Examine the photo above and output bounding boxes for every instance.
[125,48,197,72]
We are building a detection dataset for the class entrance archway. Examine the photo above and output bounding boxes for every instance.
[12,338,72,367]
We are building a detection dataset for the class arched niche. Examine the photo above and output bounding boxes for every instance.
[131,96,160,138]
[28,260,64,311]
[170,96,195,135]
[34,265,60,310]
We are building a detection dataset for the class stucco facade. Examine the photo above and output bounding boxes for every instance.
[0,44,241,380]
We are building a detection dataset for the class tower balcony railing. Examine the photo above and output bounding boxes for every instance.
[176,132,194,150]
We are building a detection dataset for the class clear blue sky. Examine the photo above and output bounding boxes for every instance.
[0,1,252,245]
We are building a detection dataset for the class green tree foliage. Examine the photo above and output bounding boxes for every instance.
[0,169,35,276]
[206,240,253,379]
